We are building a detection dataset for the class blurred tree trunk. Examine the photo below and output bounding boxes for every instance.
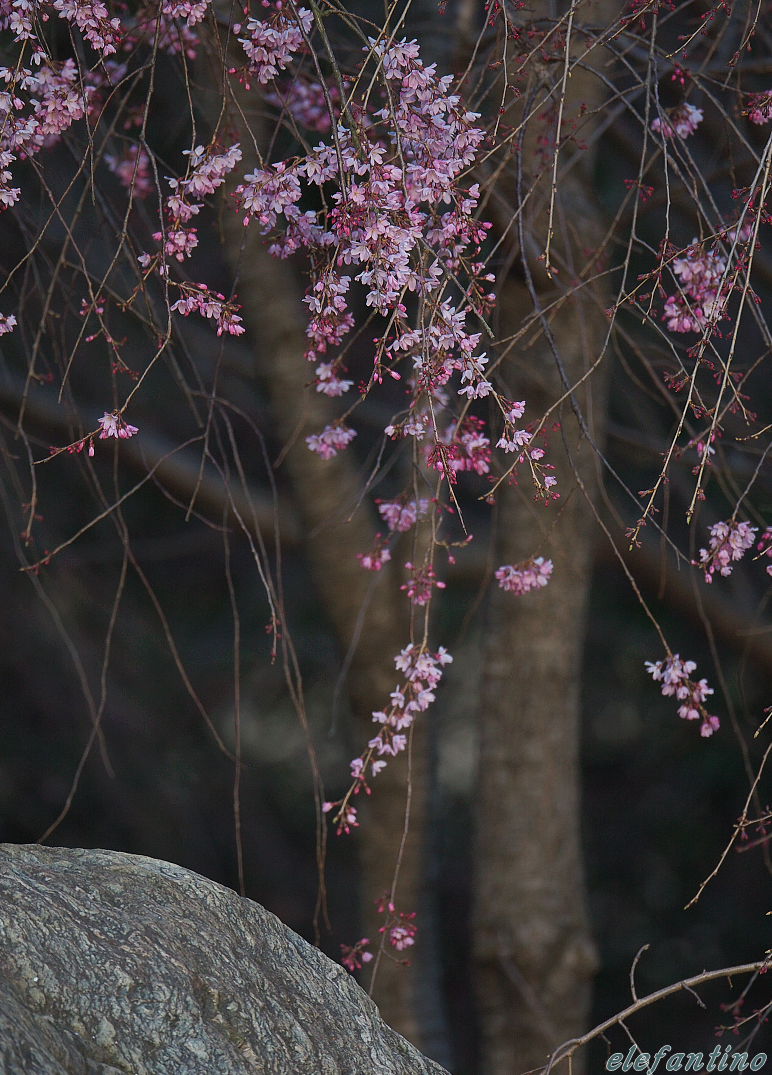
[221,214,433,1049]
[471,4,613,1071]
[200,30,434,1050]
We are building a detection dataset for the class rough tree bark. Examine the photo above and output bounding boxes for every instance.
[472,4,614,1071]
[0,844,449,1075]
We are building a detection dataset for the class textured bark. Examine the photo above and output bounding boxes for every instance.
[0,844,449,1075]
[472,4,614,1071]
[473,347,602,1075]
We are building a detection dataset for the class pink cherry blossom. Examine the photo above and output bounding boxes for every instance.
[52,0,122,56]
[504,400,526,422]
[400,561,446,606]
[314,362,353,397]
[305,424,357,458]
[267,78,339,132]
[170,285,245,336]
[663,239,728,334]
[375,896,418,953]
[327,644,452,814]
[161,0,210,26]
[388,924,417,950]
[497,428,532,452]
[377,498,429,532]
[357,539,392,572]
[322,800,358,835]
[339,937,373,972]
[97,412,139,440]
[697,519,757,582]
[745,91,772,125]
[645,654,719,737]
[238,5,313,84]
[430,417,491,480]
[104,144,153,198]
[152,144,243,266]
[495,557,553,595]
[652,102,703,139]
[757,528,772,577]
[232,32,491,461]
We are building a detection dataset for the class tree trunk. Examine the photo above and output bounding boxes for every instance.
[198,33,433,1047]
[473,4,614,1070]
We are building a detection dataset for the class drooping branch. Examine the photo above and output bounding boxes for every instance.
[542,960,769,1074]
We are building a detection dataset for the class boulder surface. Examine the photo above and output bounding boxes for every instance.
[0,844,450,1074]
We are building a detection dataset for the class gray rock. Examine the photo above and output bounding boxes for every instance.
[0,845,450,1074]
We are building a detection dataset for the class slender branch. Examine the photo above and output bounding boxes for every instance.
[543,962,769,1074]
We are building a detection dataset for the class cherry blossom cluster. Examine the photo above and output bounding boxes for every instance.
[376,896,418,955]
[266,78,337,133]
[645,654,720,737]
[377,498,430,532]
[340,898,418,972]
[133,144,246,339]
[233,34,492,425]
[757,528,772,577]
[652,102,703,139]
[495,402,559,500]
[305,423,356,459]
[379,297,489,401]
[170,284,245,337]
[48,411,139,460]
[161,0,210,27]
[0,52,90,213]
[449,416,493,475]
[321,799,359,836]
[663,239,728,334]
[98,411,139,440]
[145,5,202,58]
[52,0,121,55]
[356,499,431,573]
[236,3,313,85]
[339,937,373,973]
[323,645,452,836]
[400,561,446,606]
[745,91,772,126]
[495,557,554,595]
[697,519,757,582]
[304,274,354,393]
[356,537,392,572]
[144,143,243,264]
[105,144,154,199]
[425,416,492,482]
[231,23,562,597]
[368,644,452,765]
[495,399,530,453]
